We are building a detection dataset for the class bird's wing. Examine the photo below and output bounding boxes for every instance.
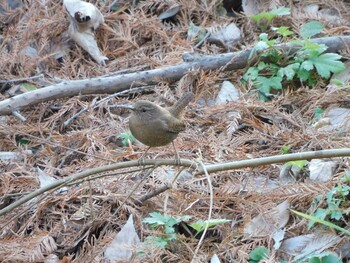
[161,115,185,133]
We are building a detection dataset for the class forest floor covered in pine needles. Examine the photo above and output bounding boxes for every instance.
[0,0,350,262]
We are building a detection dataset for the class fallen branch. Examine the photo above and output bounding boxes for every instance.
[0,36,349,115]
[1,148,349,217]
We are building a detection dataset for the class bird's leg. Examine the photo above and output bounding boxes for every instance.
[138,146,151,166]
[172,141,181,165]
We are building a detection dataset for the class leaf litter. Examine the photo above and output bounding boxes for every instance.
[0,0,350,262]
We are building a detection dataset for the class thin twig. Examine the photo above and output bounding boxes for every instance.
[191,155,213,262]
[100,166,158,236]
[66,166,155,186]
[99,65,150,77]
[137,185,170,203]
[11,111,26,122]
[0,159,193,216]
[0,124,116,162]
[1,148,350,216]
[63,86,152,126]
[0,74,44,84]
[194,31,211,49]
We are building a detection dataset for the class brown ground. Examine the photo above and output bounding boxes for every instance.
[0,0,350,262]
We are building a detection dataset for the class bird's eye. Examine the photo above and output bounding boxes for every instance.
[141,108,147,112]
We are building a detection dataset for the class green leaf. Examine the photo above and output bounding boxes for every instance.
[189,219,231,234]
[307,252,342,263]
[117,131,135,146]
[313,107,324,121]
[256,76,282,91]
[281,145,291,154]
[300,21,324,38]
[300,60,314,71]
[21,83,37,91]
[272,26,293,37]
[297,68,311,81]
[308,208,328,229]
[143,212,178,227]
[17,138,30,146]
[144,236,169,248]
[278,63,300,80]
[291,209,350,236]
[257,61,268,70]
[243,67,259,82]
[330,78,344,86]
[308,53,346,79]
[330,210,343,221]
[187,22,207,42]
[248,40,269,60]
[249,246,269,263]
[286,160,308,169]
[270,6,290,16]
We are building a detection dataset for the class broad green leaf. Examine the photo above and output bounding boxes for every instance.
[297,68,311,81]
[278,63,300,80]
[300,60,314,71]
[300,21,324,38]
[256,76,282,92]
[308,53,346,79]
[243,67,259,81]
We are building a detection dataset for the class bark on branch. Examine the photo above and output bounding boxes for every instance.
[0,36,349,115]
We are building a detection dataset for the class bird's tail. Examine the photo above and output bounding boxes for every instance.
[169,92,194,117]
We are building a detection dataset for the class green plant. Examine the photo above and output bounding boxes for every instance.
[189,218,231,236]
[249,246,269,263]
[307,252,342,263]
[142,212,190,248]
[117,131,135,146]
[308,177,350,230]
[251,7,290,31]
[243,21,346,101]
[280,145,291,154]
[313,107,325,122]
[142,212,230,248]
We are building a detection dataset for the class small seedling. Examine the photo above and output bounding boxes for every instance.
[251,7,290,31]
[308,180,350,229]
[142,212,231,248]
[189,218,231,236]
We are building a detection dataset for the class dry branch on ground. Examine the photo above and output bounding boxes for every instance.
[0,0,350,262]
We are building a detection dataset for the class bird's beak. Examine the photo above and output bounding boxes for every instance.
[109,104,134,110]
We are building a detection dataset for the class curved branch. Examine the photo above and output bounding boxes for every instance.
[0,36,349,115]
[0,148,349,216]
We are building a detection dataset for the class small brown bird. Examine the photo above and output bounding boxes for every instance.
[127,92,194,159]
